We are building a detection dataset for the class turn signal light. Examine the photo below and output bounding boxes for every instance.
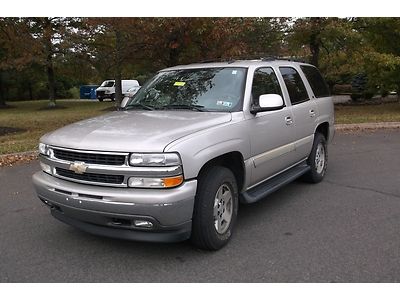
[162,175,184,188]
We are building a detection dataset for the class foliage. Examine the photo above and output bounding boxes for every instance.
[1,17,400,105]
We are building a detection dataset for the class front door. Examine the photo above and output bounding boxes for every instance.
[248,67,297,187]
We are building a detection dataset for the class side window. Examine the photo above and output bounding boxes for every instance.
[300,65,331,98]
[251,67,282,106]
[279,67,309,105]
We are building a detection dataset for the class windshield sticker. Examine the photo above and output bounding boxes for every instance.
[174,81,186,86]
[231,70,237,75]
[216,100,233,107]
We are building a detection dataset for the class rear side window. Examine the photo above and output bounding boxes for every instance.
[251,67,282,106]
[279,67,309,105]
[300,65,330,98]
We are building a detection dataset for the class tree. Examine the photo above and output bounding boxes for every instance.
[23,18,82,106]
[0,18,37,107]
[82,18,151,107]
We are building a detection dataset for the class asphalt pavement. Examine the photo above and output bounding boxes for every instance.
[0,129,399,282]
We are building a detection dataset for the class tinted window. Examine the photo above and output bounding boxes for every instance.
[251,68,282,106]
[300,65,330,98]
[279,67,309,105]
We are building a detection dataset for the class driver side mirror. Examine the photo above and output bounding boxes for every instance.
[120,97,129,109]
[250,94,284,114]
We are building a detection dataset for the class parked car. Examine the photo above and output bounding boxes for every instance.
[33,59,334,250]
[96,79,140,101]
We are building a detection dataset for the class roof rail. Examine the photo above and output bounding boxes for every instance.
[193,56,309,64]
[278,56,308,63]
[196,58,236,64]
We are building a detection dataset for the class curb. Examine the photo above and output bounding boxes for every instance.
[335,122,400,131]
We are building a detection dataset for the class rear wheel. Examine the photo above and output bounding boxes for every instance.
[98,98,103,102]
[303,132,328,183]
[191,166,238,250]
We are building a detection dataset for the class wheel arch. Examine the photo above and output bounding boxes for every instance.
[315,122,330,141]
[197,151,245,193]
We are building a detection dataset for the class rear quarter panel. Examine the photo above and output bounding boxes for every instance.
[315,96,335,143]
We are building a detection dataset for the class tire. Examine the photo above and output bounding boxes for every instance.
[191,166,238,250]
[303,132,328,183]
[111,94,115,101]
[98,98,103,102]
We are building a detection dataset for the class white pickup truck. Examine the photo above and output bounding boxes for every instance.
[95,79,140,101]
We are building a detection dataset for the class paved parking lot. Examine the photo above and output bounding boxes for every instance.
[0,129,399,282]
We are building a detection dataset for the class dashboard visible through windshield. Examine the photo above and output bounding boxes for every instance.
[125,67,247,112]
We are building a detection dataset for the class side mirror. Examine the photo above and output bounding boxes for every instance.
[250,94,284,114]
[120,97,129,109]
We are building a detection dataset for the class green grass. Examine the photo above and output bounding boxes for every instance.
[0,100,114,155]
[0,100,399,155]
[334,102,400,124]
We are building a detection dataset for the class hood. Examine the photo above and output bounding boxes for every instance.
[41,110,232,152]
[96,86,111,91]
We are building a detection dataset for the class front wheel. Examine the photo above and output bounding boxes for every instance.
[191,166,238,250]
[303,132,328,183]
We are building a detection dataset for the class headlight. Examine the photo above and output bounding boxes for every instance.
[128,153,183,188]
[38,143,52,156]
[129,153,181,166]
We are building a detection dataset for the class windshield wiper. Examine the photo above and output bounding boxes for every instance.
[161,104,207,112]
[124,103,154,111]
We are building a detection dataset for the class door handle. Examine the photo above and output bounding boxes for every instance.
[309,109,316,118]
[285,116,293,125]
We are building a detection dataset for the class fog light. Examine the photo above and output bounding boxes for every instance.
[128,175,183,188]
[40,161,52,174]
[134,220,153,228]
[128,177,164,188]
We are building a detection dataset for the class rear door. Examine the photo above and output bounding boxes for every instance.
[278,66,317,161]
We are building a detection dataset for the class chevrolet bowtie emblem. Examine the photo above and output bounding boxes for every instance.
[69,162,88,174]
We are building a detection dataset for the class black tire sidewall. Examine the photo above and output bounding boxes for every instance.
[307,133,328,182]
[191,166,238,250]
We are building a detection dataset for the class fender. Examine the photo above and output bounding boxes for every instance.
[164,112,251,180]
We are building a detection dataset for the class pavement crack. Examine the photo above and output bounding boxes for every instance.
[325,180,400,199]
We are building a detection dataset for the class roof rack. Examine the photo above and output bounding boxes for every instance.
[193,55,309,65]
[261,56,308,63]
[197,58,236,64]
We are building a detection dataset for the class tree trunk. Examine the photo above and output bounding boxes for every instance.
[28,81,33,100]
[46,55,56,107]
[309,33,320,67]
[44,18,56,107]
[309,18,322,68]
[114,30,123,107]
[0,71,6,107]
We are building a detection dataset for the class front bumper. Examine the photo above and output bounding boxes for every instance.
[32,171,197,242]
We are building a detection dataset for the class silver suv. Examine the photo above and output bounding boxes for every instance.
[33,59,334,250]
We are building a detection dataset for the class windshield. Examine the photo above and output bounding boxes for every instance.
[101,81,115,87]
[125,67,247,112]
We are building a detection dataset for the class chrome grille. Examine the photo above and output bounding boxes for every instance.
[96,91,105,97]
[53,148,126,166]
[55,167,124,185]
